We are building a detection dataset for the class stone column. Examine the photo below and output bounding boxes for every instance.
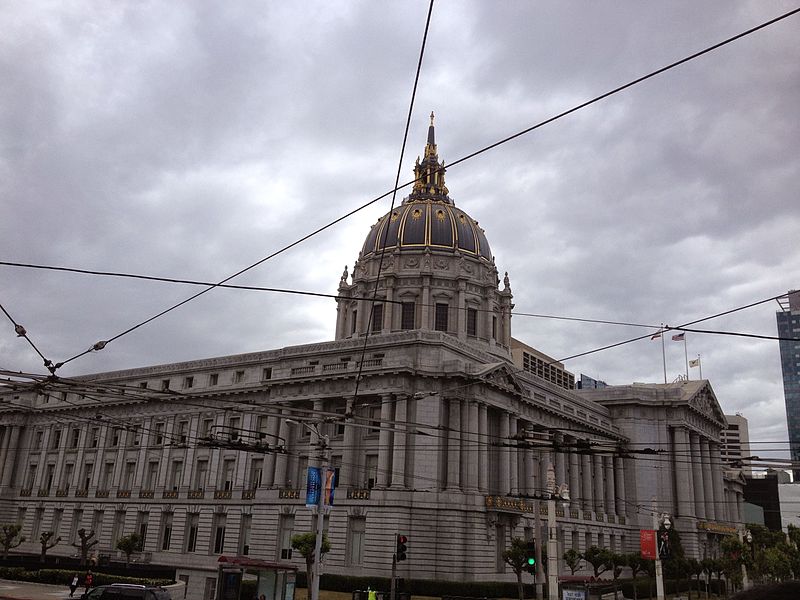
[390,395,407,489]
[499,413,510,494]
[465,401,479,492]
[421,277,431,330]
[569,440,580,512]
[384,280,394,332]
[593,454,605,514]
[264,414,281,487]
[613,456,626,516]
[555,433,567,491]
[710,443,726,522]
[604,456,615,516]
[0,426,20,488]
[447,398,462,490]
[673,427,693,517]
[456,280,466,339]
[690,433,706,520]
[376,394,394,488]
[478,404,488,492]
[509,418,519,494]
[581,454,593,512]
[273,413,290,487]
[539,447,552,493]
[700,439,715,520]
[340,398,357,488]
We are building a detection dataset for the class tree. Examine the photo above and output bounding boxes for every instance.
[116,533,142,567]
[604,553,626,596]
[582,546,612,578]
[72,529,99,566]
[503,537,536,600]
[684,557,703,600]
[0,524,25,559]
[563,548,582,575]
[291,532,331,595]
[39,531,61,563]
[625,554,652,600]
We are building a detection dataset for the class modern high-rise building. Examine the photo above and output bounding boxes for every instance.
[720,414,751,476]
[776,290,800,481]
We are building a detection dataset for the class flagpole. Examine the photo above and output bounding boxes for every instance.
[698,354,702,380]
[661,323,667,384]
[683,336,689,380]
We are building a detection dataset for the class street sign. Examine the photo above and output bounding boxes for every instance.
[640,529,657,560]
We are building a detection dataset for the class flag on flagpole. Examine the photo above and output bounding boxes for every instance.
[671,333,685,341]
[689,358,700,368]
[651,332,662,340]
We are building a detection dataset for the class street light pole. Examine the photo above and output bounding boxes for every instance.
[546,464,568,600]
[652,499,666,600]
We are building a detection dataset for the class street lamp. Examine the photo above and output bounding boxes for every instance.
[546,464,569,600]
[652,501,671,600]
[286,419,331,600]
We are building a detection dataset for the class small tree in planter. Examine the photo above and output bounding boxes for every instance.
[563,548,582,575]
[503,537,536,600]
[73,529,99,566]
[0,524,26,559]
[40,531,61,563]
[116,533,142,567]
[582,546,612,578]
[291,532,331,595]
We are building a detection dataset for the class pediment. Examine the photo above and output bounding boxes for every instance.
[473,362,525,395]
[688,382,726,426]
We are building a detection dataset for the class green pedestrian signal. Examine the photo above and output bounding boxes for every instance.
[525,540,536,566]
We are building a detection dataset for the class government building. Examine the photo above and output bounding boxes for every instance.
[0,120,745,594]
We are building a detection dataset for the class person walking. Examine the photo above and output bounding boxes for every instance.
[69,574,80,598]
[84,570,94,594]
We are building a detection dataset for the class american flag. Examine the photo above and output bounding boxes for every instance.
[671,333,685,341]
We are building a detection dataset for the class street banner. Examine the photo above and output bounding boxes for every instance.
[306,466,321,508]
[323,468,336,506]
[640,529,657,560]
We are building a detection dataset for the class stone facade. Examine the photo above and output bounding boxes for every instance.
[0,122,743,586]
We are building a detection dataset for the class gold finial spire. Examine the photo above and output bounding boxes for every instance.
[430,111,435,126]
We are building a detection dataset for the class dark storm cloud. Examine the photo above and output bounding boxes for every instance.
[1,1,798,460]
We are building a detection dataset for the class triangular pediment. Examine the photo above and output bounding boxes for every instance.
[688,381,726,426]
[473,362,525,395]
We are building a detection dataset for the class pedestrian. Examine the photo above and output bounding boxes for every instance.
[69,574,79,598]
[84,570,93,594]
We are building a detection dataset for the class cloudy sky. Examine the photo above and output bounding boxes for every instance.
[2,1,798,460]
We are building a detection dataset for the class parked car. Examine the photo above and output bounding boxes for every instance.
[82,584,172,600]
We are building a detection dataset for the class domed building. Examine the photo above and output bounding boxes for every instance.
[0,121,743,598]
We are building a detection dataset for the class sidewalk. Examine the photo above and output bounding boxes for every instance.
[0,579,72,600]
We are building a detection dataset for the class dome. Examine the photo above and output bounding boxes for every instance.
[361,114,492,261]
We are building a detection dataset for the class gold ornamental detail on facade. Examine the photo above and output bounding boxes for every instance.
[485,495,536,514]
[696,521,737,535]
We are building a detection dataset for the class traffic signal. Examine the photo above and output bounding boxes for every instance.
[525,539,536,567]
[396,534,408,562]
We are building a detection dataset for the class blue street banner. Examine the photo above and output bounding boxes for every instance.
[323,468,336,506]
[306,467,321,508]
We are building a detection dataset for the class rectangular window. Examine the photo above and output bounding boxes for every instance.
[209,373,219,386]
[90,428,100,448]
[71,428,80,448]
[52,509,64,538]
[401,302,415,330]
[26,464,38,490]
[228,417,240,441]
[186,514,199,552]
[366,455,378,489]
[212,514,227,554]
[111,510,125,546]
[239,514,252,556]
[277,514,294,560]
[62,463,75,491]
[82,463,93,490]
[92,510,104,539]
[161,379,170,391]
[371,304,383,333]
[31,508,44,539]
[261,367,272,381]
[34,431,43,449]
[435,303,449,332]
[351,310,358,334]
[233,370,245,383]
[51,429,62,449]
[45,464,55,492]
[70,509,83,544]
[139,381,148,389]
[100,463,113,490]
[122,461,136,489]
[249,459,263,490]
[183,376,194,389]
[222,459,235,491]
[202,418,214,438]
[194,459,209,490]
[160,512,173,551]
[492,316,497,340]
[136,511,149,549]
[111,428,121,447]
[467,308,478,337]
[170,461,183,490]
[154,422,165,446]
[347,516,366,566]
[145,461,159,490]
[177,421,189,444]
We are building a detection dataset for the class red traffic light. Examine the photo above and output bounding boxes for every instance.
[396,534,408,561]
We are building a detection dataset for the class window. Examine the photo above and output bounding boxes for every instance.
[435,303,449,332]
[492,316,497,340]
[249,459,263,490]
[145,461,159,489]
[100,463,113,490]
[51,429,62,449]
[194,459,209,490]
[261,367,272,381]
[92,510,104,538]
[31,508,43,539]
[365,455,378,489]
[122,461,136,489]
[160,512,173,551]
[467,308,478,337]
[90,428,100,448]
[277,514,294,560]
[139,382,148,389]
[52,509,64,538]
[401,302,415,330]
[136,511,149,549]
[233,370,245,383]
[161,379,170,391]
[351,309,358,334]
[212,514,227,554]
[183,376,194,389]
[25,464,38,489]
[170,461,183,491]
[71,428,80,448]
[347,516,366,566]
[239,514,252,556]
[368,405,381,433]
[111,510,124,546]
[81,463,93,490]
[209,373,219,386]
[202,418,214,438]
[186,514,199,552]
[228,417,240,441]
[34,431,43,450]
[154,423,165,446]
[111,428,121,447]
[177,421,189,444]
[257,415,269,438]
[45,464,55,492]
[221,459,235,491]
[62,463,75,490]
[70,509,83,544]
[371,304,383,333]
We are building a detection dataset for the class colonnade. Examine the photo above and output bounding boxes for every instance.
[673,426,728,521]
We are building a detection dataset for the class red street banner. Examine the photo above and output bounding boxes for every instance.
[640,529,657,560]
